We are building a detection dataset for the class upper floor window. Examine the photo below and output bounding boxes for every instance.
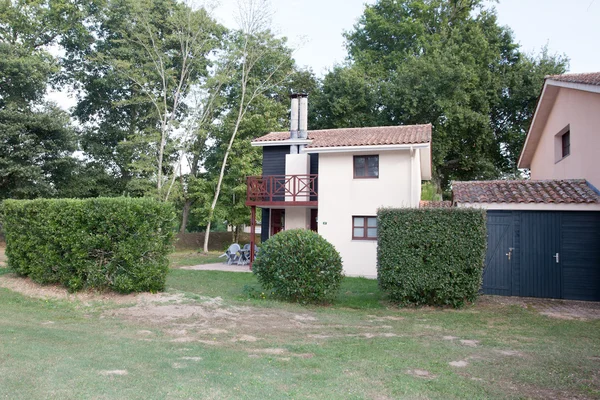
[561,130,570,158]
[354,155,379,178]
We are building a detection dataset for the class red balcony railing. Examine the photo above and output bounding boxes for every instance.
[246,174,318,206]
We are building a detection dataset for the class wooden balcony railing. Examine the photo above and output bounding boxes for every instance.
[246,174,318,206]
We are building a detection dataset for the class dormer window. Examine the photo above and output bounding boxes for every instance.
[354,155,379,178]
[561,130,570,158]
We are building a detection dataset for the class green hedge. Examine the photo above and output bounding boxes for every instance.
[252,229,343,304]
[2,198,175,293]
[377,208,487,307]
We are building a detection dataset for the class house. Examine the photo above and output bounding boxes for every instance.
[452,72,600,301]
[518,72,600,188]
[246,94,432,277]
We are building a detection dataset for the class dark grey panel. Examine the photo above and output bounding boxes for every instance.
[520,212,562,299]
[482,211,515,296]
[561,212,600,301]
[261,208,270,243]
[262,146,289,176]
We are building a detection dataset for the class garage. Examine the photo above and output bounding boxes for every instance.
[484,210,600,301]
[453,179,600,301]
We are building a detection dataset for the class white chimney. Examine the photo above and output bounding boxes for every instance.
[298,94,308,139]
[290,94,299,139]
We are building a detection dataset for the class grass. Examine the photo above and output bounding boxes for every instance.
[168,250,224,267]
[1,266,599,399]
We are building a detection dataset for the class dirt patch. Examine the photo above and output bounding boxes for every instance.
[460,339,480,347]
[406,369,436,379]
[0,274,139,304]
[99,370,128,376]
[478,295,600,320]
[0,245,6,267]
[449,360,468,367]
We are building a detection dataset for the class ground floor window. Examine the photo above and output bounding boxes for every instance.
[352,216,377,240]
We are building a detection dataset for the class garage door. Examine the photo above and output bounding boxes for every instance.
[483,211,600,301]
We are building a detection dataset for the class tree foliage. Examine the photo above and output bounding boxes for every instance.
[316,0,568,189]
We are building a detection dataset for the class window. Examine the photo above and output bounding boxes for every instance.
[561,130,570,158]
[354,155,379,178]
[352,216,377,240]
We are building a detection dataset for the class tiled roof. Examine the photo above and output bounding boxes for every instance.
[546,72,600,86]
[452,179,600,204]
[253,124,431,148]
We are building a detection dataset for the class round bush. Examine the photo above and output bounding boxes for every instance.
[252,229,343,303]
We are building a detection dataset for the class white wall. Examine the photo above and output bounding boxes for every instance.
[317,150,419,277]
[285,207,310,230]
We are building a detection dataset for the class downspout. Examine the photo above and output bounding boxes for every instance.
[409,146,415,207]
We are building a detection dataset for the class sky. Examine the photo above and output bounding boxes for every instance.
[47,0,600,108]
[211,0,599,74]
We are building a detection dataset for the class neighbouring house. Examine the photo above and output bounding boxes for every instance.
[518,72,600,188]
[453,72,600,301]
[246,94,432,277]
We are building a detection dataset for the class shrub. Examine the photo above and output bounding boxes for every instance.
[2,197,175,293]
[377,208,487,307]
[252,229,343,303]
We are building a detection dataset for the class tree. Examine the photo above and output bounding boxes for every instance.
[201,0,295,252]
[71,0,225,198]
[0,0,82,200]
[319,0,568,190]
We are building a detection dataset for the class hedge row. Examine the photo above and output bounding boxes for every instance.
[2,198,175,293]
[377,208,487,307]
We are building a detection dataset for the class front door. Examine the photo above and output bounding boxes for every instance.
[520,212,562,299]
[270,209,285,236]
[310,209,318,232]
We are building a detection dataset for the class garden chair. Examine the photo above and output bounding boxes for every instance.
[219,243,241,265]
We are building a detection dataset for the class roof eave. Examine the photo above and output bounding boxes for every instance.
[301,143,430,154]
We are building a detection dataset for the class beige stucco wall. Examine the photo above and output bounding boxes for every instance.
[530,88,600,189]
[317,150,420,277]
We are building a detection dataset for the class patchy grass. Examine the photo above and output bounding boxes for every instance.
[0,268,599,399]
[168,251,224,268]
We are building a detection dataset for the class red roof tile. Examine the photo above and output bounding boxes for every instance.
[253,124,432,148]
[452,179,600,204]
[546,72,600,86]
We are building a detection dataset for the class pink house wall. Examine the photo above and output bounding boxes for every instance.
[530,88,600,189]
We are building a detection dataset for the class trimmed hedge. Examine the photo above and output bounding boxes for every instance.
[2,198,175,293]
[252,229,343,303]
[377,208,487,307]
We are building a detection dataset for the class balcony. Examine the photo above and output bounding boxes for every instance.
[246,174,318,207]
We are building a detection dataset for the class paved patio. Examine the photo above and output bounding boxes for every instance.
[180,262,252,273]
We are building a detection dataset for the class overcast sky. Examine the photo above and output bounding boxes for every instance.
[212,0,599,74]
[48,0,599,108]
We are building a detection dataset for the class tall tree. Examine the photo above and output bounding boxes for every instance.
[201,0,295,252]
[71,0,225,198]
[319,0,568,190]
[0,0,81,199]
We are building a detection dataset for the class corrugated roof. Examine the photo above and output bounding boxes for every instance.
[253,124,432,148]
[546,72,600,86]
[452,179,600,204]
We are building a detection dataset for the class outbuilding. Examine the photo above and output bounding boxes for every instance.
[453,179,600,301]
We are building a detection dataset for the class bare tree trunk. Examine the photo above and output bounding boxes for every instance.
[234,225,240,244]
[180,199,192,233]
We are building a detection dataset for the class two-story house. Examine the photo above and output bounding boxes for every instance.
[246,94,432,277]
[452,72,600,301]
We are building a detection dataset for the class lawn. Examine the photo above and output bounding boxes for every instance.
[0,263,599,399]
[168,250,224,268]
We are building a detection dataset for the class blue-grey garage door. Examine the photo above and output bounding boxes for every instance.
[483,211,600,301]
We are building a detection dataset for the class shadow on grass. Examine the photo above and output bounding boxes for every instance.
[166,269,386,309]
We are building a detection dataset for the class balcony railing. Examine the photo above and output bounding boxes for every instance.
[246,174,318,206]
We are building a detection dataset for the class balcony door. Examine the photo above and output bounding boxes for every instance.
[271,209,285,236]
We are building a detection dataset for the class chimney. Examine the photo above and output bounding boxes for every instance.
[298,94,308,139]
[290,94,299,140]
